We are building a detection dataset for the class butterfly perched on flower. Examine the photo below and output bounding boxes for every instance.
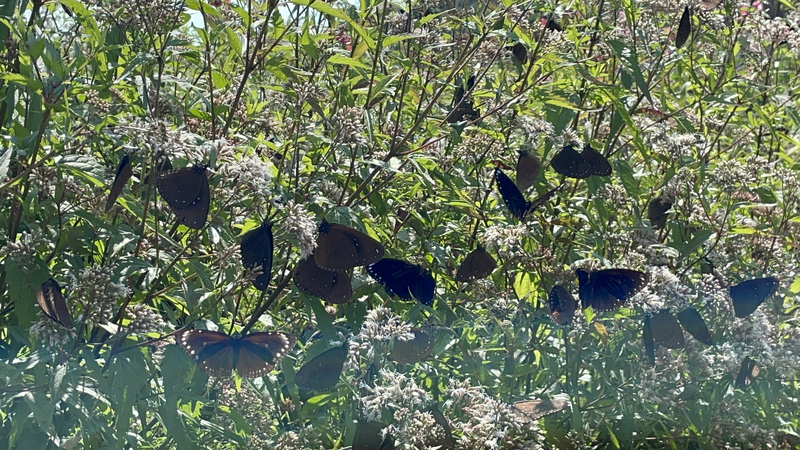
[294,345,348,391]
[729,277,779,318]
[35,278,73,328]
[456,246,496,282]
[576,268,649,312]
[157,164,210,229]
[368,258,436,306]
[494,168,560,221]
[240,221,274,291]
[314,218,385,271]
[550,144,612,179]
[178,329,295,378]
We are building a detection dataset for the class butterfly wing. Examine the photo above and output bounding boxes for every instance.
[580,144,612,177]
[515,151,541,192]
[426,408,456,450]
[353,422,395,450]
[237,332,296,378]
[676,307,713,345]
[411,267,436,306]
[35,278,73,328]
[676,6,691,49]
[650,310,685,349]
[456,247,497,282]
[578,268,649,311]
[647,195,673,230]
[549,285,577,326]
[241,222,274,291]
[390,328,434,364]
[730,277,779,318]
[294,345,348,390]
[523,184,560,217]
[369,258,432,305]
[293,254,353,304]
[643,315,655,364]
[512,399,569,422]
[157,165,210,229]
[735,356,759,388]
[495,168,529,220]
[178,330,236,377]
[551,144,592,179]
[315,220,385,270]
[105,155,133,212]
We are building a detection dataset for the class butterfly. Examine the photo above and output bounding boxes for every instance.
[729,277,779,318]
[676,6,691,49]
[353,421,395,450]
[511,398,569,422]
[294,345,348,391]
[516,151,542,192]
[647,195,673,230]
[240,221,273,291]
[177,329,295,378]
[550,144,612,179]
[368,258,436,306]
[293,254,353,304]
[735,356,759,388]
[390,327,434,364]
[643,315,655,364]
[314,218,385,271]
[456,246,496,282]
[509,42,527,64]
[545,17,563,32]
[495,168,560,220]
[157,164,210,229]
[142,153,173,185]
[649,310,685,349]
[676,307,713,345]
[426,408,456,450]
[576,268,649,311]
[35,278,73,328]
[549,285,578,326]
[446,76,479,123]
[105,155,133,212]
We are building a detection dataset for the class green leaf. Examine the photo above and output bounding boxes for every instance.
[6,259,50,329]
[677,229,714,263]
[289,0,374,49]
[327,54,371,70]
[613,159,640,198]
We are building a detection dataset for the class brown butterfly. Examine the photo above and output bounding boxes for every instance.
[314,219,385,271]
[178,329,295,378]
[293,253,353,304]
[35,278,73,328]
[549,285,578,326]
[456,246,497,282]
[512,398,569,422]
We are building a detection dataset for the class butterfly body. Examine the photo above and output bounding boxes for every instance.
[576,268,649,311]
[550,144,612,179]
[494,168,559,220]
[240,221,274,291]
[368,258,435,306]
[314,219,385,271]
[35,278,73,328]
[157,165,210,229]
[178,330,295,378]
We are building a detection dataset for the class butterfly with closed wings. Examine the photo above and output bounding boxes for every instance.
[368,258,436,306]
[577,268,649,312]
[549,285,578,326]
[314,219,385,271]
[676,6,691,49]
[516,151,542,192]
[240,221,273,291]
[676,307,713,345]
[649,310,685,349]
[35,278,73,328]
[729,277,779,318]
[512,398,569,422]
[446,76,479,123]
[157,164,210,229]
[105,154,133,212]
[735,356,760,389]
[353,421,395,450]
[550,144,612,179]
[178,329,295,378]
[495,168,560,221]
[293,253,353,304]
[456,246,496,282]
[294,344,348,391]
[390,327,434,364]
[648,194,673,230]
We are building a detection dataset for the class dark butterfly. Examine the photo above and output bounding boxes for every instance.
[649,310,685,349]
[647,195,673,230]
[142,153,173,185]
[368,258,436,306]
[157,165,210,229]
[293,254,352,304]
[178,329,295,378]
[676,307,713,345]
[676,6,691,49]
[643,315,655,364]
[426,408,456,450]
[516,151,542,192]
[314,218,385,271]
[105,155,133,212]
[549,285,578,326]
[735,356,759,388]
[509,42,527,63]
[294,345,348,391]
[545,18,562,32]
[456,246,497,282]
[35,278,73,328]
[576,268,649,312]
[240,221,273,291]
[353,421,395,450]
[550,144,612,179]
[730,277,779,318]
[511,398,569,422]
[390,327,434,364]
[495,168,560,220]
[446,76,479,123]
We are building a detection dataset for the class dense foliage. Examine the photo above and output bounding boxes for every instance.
[1,0,800,448]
